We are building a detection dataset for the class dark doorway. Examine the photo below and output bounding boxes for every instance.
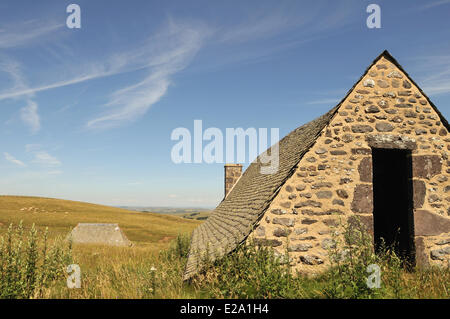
[372,148,415,266]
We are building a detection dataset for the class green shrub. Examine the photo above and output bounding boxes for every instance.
[323,216,423,299]
[196,241,296,298]
[168,234,191,260]
[188,218,449,299]
[0,222,73,299]
[138,234,192,298]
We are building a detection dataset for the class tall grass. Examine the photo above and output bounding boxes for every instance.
[0,222,73,299]
[322,216,404,298]
[193,242,298,298]
[0,222,448,299]
[191,218,449,299]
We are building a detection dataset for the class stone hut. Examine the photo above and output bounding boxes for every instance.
[183,50,450,280]
[67,223,132,246]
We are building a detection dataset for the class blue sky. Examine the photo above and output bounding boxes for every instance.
[1,0,449,207]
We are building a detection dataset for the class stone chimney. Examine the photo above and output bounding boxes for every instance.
[224,164,242,198]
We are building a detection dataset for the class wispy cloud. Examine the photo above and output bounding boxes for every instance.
[412,55,450,95]
[195,2,359,72]
[0,19,209,130]
[31,151,61,167]
[0,62,121,101]
[0,20,63,49]
[0,20,130,102]
[218,10,302,44]
[306,98,340,105]
[87,20,209,129]
[84,5,357,129]
[4,152,27,167]
[218,2,355,45]
[0,58,41,133]
[0,6,359,132]
[20,99,41,133]
[25,144,43,153]
[416,0,450,11]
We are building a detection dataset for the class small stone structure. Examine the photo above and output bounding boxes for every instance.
[224,164,243,198]
[183,51,450,280]
[67,223,132,246]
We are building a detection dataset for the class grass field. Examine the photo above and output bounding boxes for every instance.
[0,195,201,248]
[0,195,202,298]
[0,195,448,299]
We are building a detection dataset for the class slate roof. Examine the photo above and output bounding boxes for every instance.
[182,50,450,280]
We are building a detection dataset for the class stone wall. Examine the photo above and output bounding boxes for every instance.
[224,164,243,198]
[249,56,450,274]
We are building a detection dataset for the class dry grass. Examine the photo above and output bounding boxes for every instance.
[0,196,201,298]
[0,196,448,299]
[0,195,200,247]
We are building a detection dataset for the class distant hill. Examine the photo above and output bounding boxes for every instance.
[119,206,212,221]
[0,196,201,247]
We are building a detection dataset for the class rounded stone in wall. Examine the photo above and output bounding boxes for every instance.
[323,218,339,227]
[288,243,312,252]
[365,105,380,113]
[428,194,441,204]
[351,125,374,133]
[273,227,291,237]
[342,134,354,143]
[299,255,324,265]
[254,238,282,247]
[336,189,349,199]
[387,71,403,79]
[363,79,375,87]
[315,148,327,154]
[375,122,394,132]
[272,217,295,227]
[294,227,308,235]
[377,79,389,88]
[378,100,389,108]
[301,218,318,225]
[316,190,332,199]
[403,80,412,89]
[430,247,450,261]
[332,199,344,206]
[391,79,400,88]
[271,209,287,215]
